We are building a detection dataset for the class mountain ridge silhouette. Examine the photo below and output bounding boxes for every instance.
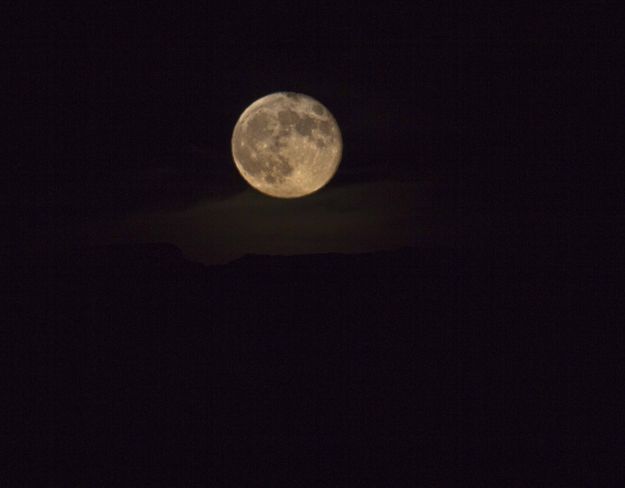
[3,241,615,485]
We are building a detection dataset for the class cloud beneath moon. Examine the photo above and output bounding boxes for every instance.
[84,180,437,265]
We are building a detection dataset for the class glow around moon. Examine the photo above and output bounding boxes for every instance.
[231,92,342,198]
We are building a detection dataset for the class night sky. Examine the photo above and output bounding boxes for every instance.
[4,4,625,485]
[5,3,623,263]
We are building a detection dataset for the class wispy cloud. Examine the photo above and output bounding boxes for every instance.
[89,180,435,264]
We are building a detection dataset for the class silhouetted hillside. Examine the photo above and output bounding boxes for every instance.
[3,244,618,486]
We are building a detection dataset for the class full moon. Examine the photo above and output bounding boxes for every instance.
[231,92,342,198]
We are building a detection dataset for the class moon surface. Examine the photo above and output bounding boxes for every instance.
[231,92,342,198]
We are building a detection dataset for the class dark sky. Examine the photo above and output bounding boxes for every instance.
[5,3,623,263]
